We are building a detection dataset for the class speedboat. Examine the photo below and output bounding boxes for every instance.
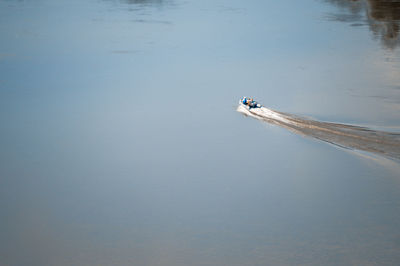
[240,97,261,109]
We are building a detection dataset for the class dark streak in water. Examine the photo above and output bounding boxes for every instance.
[350,23,366,27]
[325,13,364,22]
[238,105,400,160]
[130,19,172,24]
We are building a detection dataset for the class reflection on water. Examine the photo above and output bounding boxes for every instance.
[324,0,365,15]
[368,0,400,49]
[325,0,400,49]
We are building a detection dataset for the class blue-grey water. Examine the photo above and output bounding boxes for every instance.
[1,0,400,265]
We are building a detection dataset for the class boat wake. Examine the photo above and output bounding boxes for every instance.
[237,104,400,161]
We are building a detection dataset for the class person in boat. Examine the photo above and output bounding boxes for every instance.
[242,97,259,109]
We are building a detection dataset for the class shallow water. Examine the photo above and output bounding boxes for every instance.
[1,0,400,265]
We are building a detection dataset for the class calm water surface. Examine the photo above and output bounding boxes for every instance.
[1,0,400,265]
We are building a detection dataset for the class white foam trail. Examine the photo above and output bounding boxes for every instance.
[237,105,292,124]
[237,104,400,161]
